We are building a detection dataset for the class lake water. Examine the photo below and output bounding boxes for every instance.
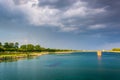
[0,52,120,80]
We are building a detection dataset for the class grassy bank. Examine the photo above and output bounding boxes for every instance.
[0,51,75,62]
[0,52,49,62]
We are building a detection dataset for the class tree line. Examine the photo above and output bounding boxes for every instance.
[0,42,73,52]
[112,48,120,51]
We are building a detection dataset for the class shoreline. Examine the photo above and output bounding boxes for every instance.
[0,51,74,62]
[1,51,120,62]
[0,52,49,62]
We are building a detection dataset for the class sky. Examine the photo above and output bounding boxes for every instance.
[0,0,120,50]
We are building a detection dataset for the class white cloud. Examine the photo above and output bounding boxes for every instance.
[88,24,106,30]
[12,0,61,26]
[0,0,107,32]
[63,1,106,18]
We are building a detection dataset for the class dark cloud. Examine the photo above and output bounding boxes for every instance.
[82,0,120,23]
[0,0,120,34]
[38,0,77,9]
[38,0,120,35]
[0,0,120,49]
[13,0,28,5]
[0,2,25,20]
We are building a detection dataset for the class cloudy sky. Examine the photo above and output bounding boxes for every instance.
[0,0,120,50]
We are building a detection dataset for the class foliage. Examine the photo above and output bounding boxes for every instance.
[19,45,27,52]
[112,48,120,51]
[34,45,41,52]
[26,44,34,52]
[0,46,4,52]
[0,42,74,53]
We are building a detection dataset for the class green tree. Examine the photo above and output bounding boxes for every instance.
[9,43,14,48]
[34,45,41,52]
[26,44,34,52]
[8,43,16,51]
[15,42,19,49]
[20,45,27,52]
[4,42,9,48]
[112,48,120,51]
[0,46,4,52]
[0,42,2,46]
[40,47,46,52]
[0,42,4,52]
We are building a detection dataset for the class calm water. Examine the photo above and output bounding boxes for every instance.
[0,52,120,80]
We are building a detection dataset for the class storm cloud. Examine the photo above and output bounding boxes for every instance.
[1,0,118,32]
[0,0,120,49]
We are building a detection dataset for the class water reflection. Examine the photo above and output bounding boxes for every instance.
[0,59,18,63]
[97,50,102,64]
[97,50,103,73]
[0,56,38,63]
[1,52,120,80]
[97,50,102,57]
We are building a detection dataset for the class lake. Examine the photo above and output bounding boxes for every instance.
[0,52,120,80]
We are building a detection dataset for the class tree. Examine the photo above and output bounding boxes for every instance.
[9,43,14,48]
[40,47,46,52]
[15,42,19,49]
[0,42,2,46]
[112,48,120,51]
[34,45,41,52]
[0,42,4,52]
[4,42,9,48]
[20,45,27,52]
[26,44,34,52]
[0,47,4,52]
[20,44,34,52]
